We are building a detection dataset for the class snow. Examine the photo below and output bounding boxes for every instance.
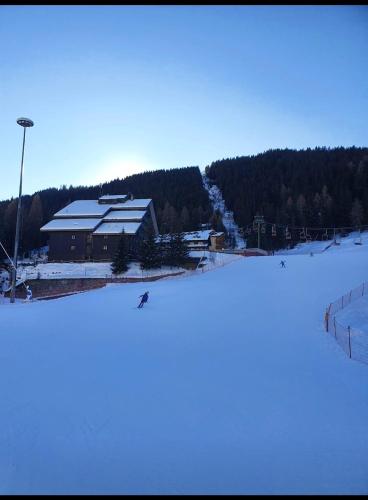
[54,200,110,218]
[16,252,240,281]
[93,221,141,235]
[40,218,102,231]
[98,194,128,201]
[182,230,214,241]
[334,294,368,347]
[102,210,145,221]
[0,244,368,493]
[52,199,151,219]
[116,199,151,209]
[202,175,246,249]
[276,230,368,255]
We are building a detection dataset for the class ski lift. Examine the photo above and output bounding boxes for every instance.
[252,220,258,232]
[261,224,266,234]
[285,226,291,240]
[299,228,306,240]
[305,228,312,242]
[321,229,329,241]
[333,228,341,246]
[272,224,277,237]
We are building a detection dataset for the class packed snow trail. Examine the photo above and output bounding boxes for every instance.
[202,174,246,249]
[0,247,368,493]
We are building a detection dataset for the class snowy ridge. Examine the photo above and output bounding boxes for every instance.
[202,175,246,249]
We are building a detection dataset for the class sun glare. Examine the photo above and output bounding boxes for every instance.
[92,155,157,185]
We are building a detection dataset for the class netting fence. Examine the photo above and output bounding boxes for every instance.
[325,281,368,364]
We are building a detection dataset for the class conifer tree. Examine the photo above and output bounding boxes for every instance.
[25,194,44,250]
[111,230,129,274]
[165,232,189,267]
[139,231,161,269]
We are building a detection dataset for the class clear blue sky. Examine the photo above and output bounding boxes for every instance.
[0,5,367,200]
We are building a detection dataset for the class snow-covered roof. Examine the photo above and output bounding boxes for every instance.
[40,218,102,232]
[54,201,110,218]
[182,230,214,241]
[112,199,152,210]
[53,198,151,218]
[102,210,145,222]
[93,222,142,235]
[99,194,128,201]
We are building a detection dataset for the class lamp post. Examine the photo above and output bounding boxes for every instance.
[10,117,34,303]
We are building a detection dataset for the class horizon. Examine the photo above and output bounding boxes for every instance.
[1,5,367,200]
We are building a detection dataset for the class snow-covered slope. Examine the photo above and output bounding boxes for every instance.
[276,230,368,255]
[0,245,367,494]
[202,175,246,249]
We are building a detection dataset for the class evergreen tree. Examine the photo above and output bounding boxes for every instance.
[173,231,190,265]
[111,230,129,274]
[25,194,44,251]
[139,231,161,269]
[351,199,364,227]
[163,232,189,267]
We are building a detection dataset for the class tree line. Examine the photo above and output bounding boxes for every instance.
[0,166,214,258]
[205,147,368,250]
[111,230,191,274]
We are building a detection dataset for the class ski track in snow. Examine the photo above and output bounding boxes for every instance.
[0,238,368,494]
[202,175,246,249]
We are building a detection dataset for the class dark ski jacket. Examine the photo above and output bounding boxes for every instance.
[139,292,149,303]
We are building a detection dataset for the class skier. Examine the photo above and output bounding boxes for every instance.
[25,285,33,301]
[310,252,314,257]
[280,260,286,268]
[138,291,149,308]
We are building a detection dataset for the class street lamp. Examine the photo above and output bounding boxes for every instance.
[10,117,34,303]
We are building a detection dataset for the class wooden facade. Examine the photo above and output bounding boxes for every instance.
[41,195,158,262]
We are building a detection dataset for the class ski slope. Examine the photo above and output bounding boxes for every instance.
[0,244,367,494]
[202,175,246,249]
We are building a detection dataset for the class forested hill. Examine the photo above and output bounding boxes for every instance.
[206,147,368,249]
[0,166,212,256]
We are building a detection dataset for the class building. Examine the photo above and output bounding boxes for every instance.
[158,230,225,251]
[40,194,159,262]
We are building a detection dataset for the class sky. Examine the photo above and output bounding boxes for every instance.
[0,5,367,200]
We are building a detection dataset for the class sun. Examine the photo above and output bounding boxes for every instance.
[92,154,156,184]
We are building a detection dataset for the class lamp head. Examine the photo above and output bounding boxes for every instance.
[16,117,34,128]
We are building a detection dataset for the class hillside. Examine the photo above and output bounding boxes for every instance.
[0,242,367,493]
[0,166,212,257]
[206,147,368,250]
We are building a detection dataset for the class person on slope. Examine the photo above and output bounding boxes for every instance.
[138,291,149,308]
[280,260,286,268]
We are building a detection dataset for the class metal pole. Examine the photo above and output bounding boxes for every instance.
[258,222,260,249]
[10,127,27,303]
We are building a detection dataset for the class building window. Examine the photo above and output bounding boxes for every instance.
[71,234,76,240]
[103,245,108,251]
[70,245,76,251]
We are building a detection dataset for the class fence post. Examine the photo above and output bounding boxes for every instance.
[341,295,344,308]
[348,326,352,358]
[349,290,352,304]
[362,283,365,297]
[324,309,329,332]
[334,317,337,338]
